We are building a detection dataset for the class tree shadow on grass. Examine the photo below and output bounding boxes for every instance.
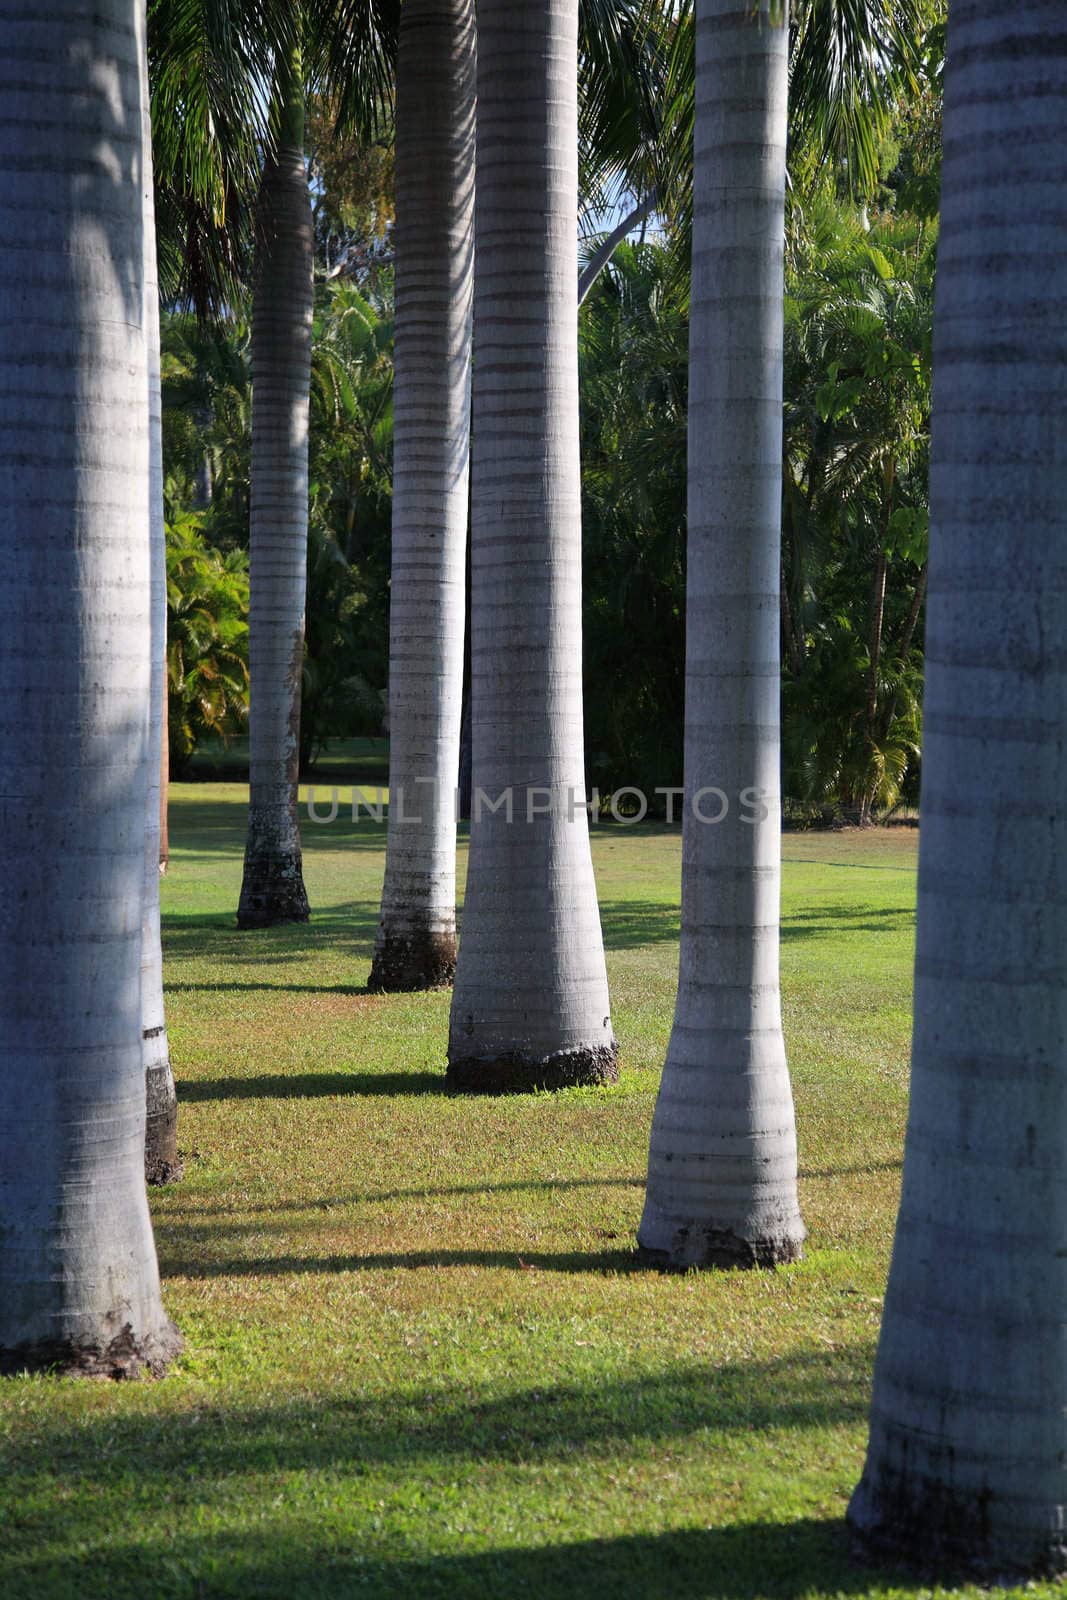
[167,802,396,855]
[0,1344,908,1593]
[160,1245,644,1278]
[167,981,374,997]
[801,1160,902,1181]
[367,1520,906,1599]
[0,1348,900,1597]
[177,1070,444,1102]
[160,897,911,965]
[163,901,381,945]
[780,906,914,940]
[0,1348,872,1474]
[2,1518,906,1600]
[595,901,913,952]
[164,1174,646,1219]
[598,899,681,949]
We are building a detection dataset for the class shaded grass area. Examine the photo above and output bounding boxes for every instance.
[184,734,391,786]
[1,792,1045,1598]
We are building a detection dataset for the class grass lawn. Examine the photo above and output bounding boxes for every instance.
[0,797,1041,1598]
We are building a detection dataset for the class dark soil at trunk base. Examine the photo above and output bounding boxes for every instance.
[638,1226,804,1271]
[369,927,457,992]
[0,1320,183,1379]
[446,1042,619,1094]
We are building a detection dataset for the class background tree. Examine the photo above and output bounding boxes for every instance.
[141,27,182,1184]
[237,34,317,928]
[447,0,618,1092]
[369,0,476,994]
[638,0,805,1269]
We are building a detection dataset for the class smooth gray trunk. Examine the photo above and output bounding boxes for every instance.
[141,30,181,1184]
[237,50,313,929]
[637,0,804,1268]
[446,0,617,1093]
[849,2,1067,1577]
[0,0,180,1376]
[370,0,476,993]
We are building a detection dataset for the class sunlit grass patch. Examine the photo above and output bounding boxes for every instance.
[3,802,1047,1598]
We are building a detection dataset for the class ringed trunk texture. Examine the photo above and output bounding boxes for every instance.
[637,0,804,1269]
[237,45,313,929]
[446,0,617,1093]
[369,0,476,994]
[141,33,181,1184]
[0,0,181,1377]
[848,2,1067,1578]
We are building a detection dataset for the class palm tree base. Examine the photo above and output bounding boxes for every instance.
[0,1320,183,1380]
[446,1042,619,1095]
[237,854,310,928]
[146,1157,184,1186]
[635,1223,804,1272]
[145,1056,182,1186]
[368,928,457,992]
[145,1137,184,1186]
[847,1471,1067,1582]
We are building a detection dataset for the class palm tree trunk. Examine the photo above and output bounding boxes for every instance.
[141,28,181,1183]
[849,4,1067,1576]
[160,677,170,872]
[369,0,476,993]
[859,545,888,824]
[446,0,617,1092]
[875,564,925,750]
[0,0,181,1376]
[577,188,657,307]
[895,562,926,672]
[637,0,804,1268]
[192,402,214,509]
[237,37,313,928]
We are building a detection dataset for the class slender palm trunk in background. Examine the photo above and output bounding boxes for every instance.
[447,0,617,1092]
[0,0,180,1375]
[849,3,1067,1575]
[141,33,181,1184]
[638,0,804,1267]
[237,37,314,928]
[369,0,476,993]
[160,685,170,871]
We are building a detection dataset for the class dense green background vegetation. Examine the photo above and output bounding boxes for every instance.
[159,55,940,818]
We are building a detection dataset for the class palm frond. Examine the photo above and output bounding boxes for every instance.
[305,0,399,139]
[790,0,937,195]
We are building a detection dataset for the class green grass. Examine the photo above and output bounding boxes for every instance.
[0,798,1041,1598]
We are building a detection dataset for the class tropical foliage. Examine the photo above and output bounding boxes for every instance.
[156,3,943,823]
[163,191,935,817]
[577,166,934,818]
[781,199,933,821]
[160,275,395,772]
[579,239,687,804]
[165,512,250,776]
